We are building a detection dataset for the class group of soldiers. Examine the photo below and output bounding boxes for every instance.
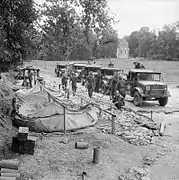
[59,61,145,109]
[60,69,125,110]
[60,70,98,98]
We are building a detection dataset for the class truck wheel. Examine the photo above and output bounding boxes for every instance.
[101,84,106,94]
[158,97,168,106]
[133,91,143,106]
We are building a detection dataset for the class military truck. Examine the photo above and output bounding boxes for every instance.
[100,67,124,94]
[73,63,87,82]
[125,69,170,106]
[81,64,101,86]
[55,64,67,77]
[83,64,100,78]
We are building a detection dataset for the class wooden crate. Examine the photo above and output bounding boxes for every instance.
[18,127,29,140]
[12,136,36,155]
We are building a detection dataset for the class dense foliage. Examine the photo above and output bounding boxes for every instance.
[0,0,37,70]
[1,0,178,65]
[126,22,179,61]
[36,0,118,61]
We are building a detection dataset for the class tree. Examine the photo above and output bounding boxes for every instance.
[37,0,117,61]
[79,0,115,55]
[95,26,118,58]
[39,0,83,61]
[0,0,37,68]
[126,22,179,61]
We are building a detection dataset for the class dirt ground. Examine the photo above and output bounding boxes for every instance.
[1,58,179,180]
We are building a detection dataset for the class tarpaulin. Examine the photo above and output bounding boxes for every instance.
[15,83,98,132]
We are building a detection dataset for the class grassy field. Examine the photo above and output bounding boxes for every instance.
[31,58,179,86]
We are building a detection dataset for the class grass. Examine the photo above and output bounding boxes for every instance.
[30,58,179,86]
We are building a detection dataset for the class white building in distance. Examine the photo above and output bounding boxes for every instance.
[117,38,129,59]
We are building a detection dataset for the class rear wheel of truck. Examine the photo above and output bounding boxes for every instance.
[158,97,168,106]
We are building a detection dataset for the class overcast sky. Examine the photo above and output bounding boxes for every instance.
[109,0,179,37]
[35,0,179,38]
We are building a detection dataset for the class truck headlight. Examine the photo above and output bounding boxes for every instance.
[146,85,150,91]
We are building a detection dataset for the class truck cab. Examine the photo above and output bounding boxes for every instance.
[125,69,170,106]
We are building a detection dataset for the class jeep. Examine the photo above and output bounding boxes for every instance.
[55,64,67,77]
[125,69,170,106]
[100,67,124,94]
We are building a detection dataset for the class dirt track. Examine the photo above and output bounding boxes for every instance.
[1,59,179,180]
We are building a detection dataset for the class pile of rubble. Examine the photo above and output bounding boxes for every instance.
[43,79,161,146]
[70,90,160,146]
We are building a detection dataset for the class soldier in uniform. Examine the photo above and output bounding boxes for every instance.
[110,73,119,100]
[70,72,77,96]
[62,72,68,91]
[108,61,114,68]
[134,62,145,69]
[115,74,126,98]
[86,71,95,98]
[112,90,125,109]
[28,70,34,88]
[95,70,101,93]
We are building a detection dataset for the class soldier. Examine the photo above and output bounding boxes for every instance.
[70,72,77,96]
[28,70,34,88]
[115,74,126,98]
[86,71,95,98]
[134,62,145,69]
[95,70,101,93]
[112,90,125,109]
[11,97,18,125]
[110,72,119,100]
[62,72,68,91]
[108,61,114,68]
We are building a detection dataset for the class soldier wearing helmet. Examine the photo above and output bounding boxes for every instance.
[134,62,145,69]
[115,74,126,98]
[110,72,119,100]
[62,72,68,91]
[112,90,125,109]
[94,70,102,93]
[86,71,95,98]
[70,72,77,96]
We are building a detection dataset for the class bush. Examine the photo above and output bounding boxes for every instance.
[166,55,173,61]
[150,54,165,60]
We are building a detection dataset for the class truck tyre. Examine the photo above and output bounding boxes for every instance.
[158,97,168,106]
[101,84,106,94]
[133,91,143,106]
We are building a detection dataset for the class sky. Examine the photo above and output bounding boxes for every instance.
[35,0,179,38]
[108,0,179,37]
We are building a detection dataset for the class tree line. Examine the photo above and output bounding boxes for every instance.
[0,0,119,69]
[126,23,179,61]
[1,0,179,70]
